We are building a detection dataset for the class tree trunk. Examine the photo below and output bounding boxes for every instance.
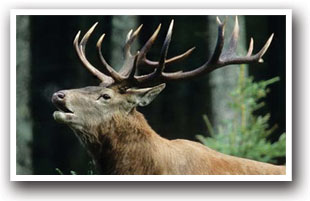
[16,15,33,174]
[110,16,139,70]
[207,16,248,133]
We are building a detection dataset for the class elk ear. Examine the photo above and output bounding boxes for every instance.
[126,83,166,107]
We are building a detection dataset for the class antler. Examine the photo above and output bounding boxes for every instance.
[136,16,274,85]
[73,16,274,88]
[73,21,196,87]
[136,23,195,69]
[118,23,196,76]
[74,23,120,86]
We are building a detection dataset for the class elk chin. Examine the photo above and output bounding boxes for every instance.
[53,111,76,124]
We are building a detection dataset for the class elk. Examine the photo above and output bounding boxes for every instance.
[52,16,285,175]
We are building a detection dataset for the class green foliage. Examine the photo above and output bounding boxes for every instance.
[55,168,64,175]
[196,65,286,163]
[55,161,96,175]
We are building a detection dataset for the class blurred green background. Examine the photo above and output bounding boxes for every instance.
[16,15,286,175]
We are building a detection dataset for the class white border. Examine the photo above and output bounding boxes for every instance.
[10,9,292,181]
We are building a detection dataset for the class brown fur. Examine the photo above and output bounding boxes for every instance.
[73,109,285,175]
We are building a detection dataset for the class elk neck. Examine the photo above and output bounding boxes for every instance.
[76,108,165,174]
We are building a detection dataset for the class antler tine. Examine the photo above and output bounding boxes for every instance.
[255,33,274,62]
[126,29,133,43]
[137,23,196,68]
[246,37,254,57]
[225,16,239,56]
[134,20,175,84]
[156,19,174,74]
[128,53,139,80]
[119,24,143,76]
[220,33,274,65]
[96,33,124,82]
[141,50,197,68]
[164,47,196,64]
[124,24,143,57]
[208,16,226,65]
[136,23,161,65]
[73,24,114,85]
[79,23,98,52]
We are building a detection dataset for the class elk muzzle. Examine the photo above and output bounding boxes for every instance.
[52,90,75,124]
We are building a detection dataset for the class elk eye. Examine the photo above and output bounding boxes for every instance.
[99,94,111,100]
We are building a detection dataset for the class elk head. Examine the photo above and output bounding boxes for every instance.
[52,16,273,145]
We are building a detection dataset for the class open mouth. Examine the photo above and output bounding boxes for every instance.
[53,103,75,123]
[55,103,74,114]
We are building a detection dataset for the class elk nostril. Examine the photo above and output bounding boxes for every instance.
[56,92,65,99]
[52,91,66,104]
